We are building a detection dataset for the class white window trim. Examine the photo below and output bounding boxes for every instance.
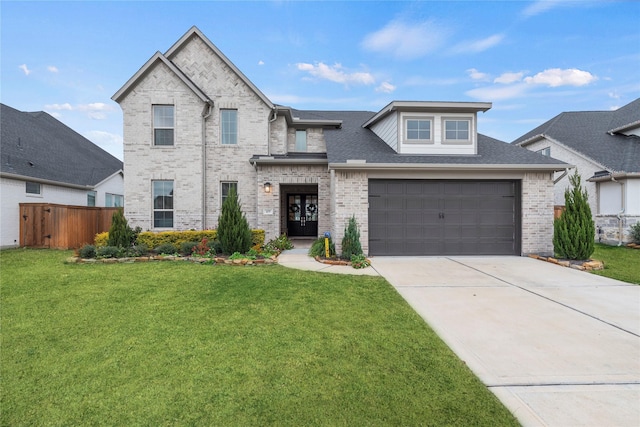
[442,117,472,145]
[152,180,174,229]
[295,129,307,152]
[152,104,175,147]
[402,115,434,144]
[221,109,238,145]
[220,181,238,206]
[537,147,551,157]
[25,181,42,197]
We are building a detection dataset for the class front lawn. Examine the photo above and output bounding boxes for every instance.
[591,243,640,284]
[1,249,517,426]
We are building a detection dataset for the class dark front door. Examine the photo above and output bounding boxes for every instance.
[288,194,318,237]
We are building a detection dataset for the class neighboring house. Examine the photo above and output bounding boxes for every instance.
[0,103,124,248]
[112,26,567,256]
[514,98,640,244]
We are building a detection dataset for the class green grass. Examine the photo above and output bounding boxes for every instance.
[1,249,518,426]
[591,243,640,284]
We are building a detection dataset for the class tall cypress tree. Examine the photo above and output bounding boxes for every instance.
[553,170,595,260]
[341,215,363,259]
[107,209,132,248]
[217,187,252,254]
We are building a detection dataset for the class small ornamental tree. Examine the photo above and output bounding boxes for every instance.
[217,187,252,255]
[107,209,133,248]
[341,215,363,259]
[553,170,595,260]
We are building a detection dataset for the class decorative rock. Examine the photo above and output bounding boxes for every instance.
[558,260,571,267]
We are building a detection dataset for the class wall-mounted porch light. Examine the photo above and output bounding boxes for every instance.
[264,182,272,193]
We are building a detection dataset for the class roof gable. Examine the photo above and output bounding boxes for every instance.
[1,104,123,187]
[112,51,210,104]
[513,99,640,173]
[164,26,273,108]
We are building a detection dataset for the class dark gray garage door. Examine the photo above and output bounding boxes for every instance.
[368,180,521,256]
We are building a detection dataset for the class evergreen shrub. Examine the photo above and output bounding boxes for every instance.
[553,170,595,260]
[217,188,252,255]
[341,215,363,259]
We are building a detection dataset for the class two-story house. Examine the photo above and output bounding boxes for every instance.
[113,26,567,256]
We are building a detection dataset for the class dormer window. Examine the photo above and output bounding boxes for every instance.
[443,118,471,143]
[404,116,433,143]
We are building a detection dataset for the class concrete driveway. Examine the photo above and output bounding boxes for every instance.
[370,256,640,427]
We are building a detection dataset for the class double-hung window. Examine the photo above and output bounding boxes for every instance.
[87,191,96,206]
[153,180,173,228]
[443,119,471,142]
[153,105,174,146]
[106,193,124,207]
[295,130,307,151]
[221,109,238,145]
[405,117,432,143]
[221,181,238,206]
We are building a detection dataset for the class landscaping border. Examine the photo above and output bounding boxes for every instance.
[528,254,603,271]
[66,255,278,265]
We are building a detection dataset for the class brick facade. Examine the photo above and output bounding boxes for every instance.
[115,27,561,256]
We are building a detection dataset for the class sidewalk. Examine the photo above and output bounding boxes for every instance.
[278,248,380,276]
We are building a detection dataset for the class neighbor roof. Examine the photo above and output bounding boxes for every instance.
[288,109,567,171]
[513,98,640,173]
[1,104,123,188]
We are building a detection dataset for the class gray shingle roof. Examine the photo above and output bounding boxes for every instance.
[290,109,566,167]
[1,104,123,187]
[512,98,640,173]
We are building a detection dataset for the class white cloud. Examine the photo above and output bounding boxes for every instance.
[361,18,451,60]
[524,68,597,87]
[521,0,565,17]
[19,64,31,75]
[375,82,396,93]
[258,60,265,66]
[296,62,375,85]
[84,130,124,161]
[45,103,73,111]
[454,34,504,54]
[467,68,490,81]
[47,65,59,73]
[494,72,524,84]
[466,83,530,101]
[44,102,115,120]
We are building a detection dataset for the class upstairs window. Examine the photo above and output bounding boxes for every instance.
[295,130,307,151]
[153,105,174,146]
[537,147,551,157]
[106,193,124,207]
[405,118,432,142]
[153,180,173,228]
[221,109,238,145]
[443,119,470,142]
[26,181,41,195]
[87,191,96,206]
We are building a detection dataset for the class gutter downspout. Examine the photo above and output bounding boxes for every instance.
[267,106,278,156]
[610,175,625,246]
[201,100,214,229]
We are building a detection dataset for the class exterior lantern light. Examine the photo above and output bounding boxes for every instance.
[264,182,272,193]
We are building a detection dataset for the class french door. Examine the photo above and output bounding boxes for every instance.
[287,194,318,237]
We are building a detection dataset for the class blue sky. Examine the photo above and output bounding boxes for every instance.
[2,1,639,160]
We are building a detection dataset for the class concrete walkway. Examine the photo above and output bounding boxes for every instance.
[278,250,640,426]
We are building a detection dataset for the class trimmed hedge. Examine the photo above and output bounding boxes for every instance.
[94,229,265,253]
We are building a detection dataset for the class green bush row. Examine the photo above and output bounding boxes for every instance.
[95,229,265,252]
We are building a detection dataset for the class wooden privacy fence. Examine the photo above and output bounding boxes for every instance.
[19,203,120,249]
